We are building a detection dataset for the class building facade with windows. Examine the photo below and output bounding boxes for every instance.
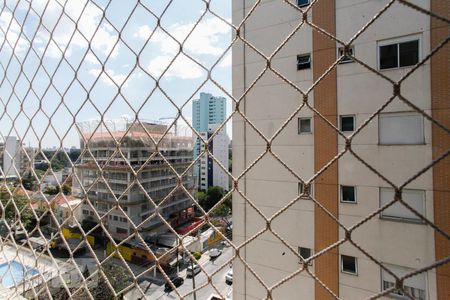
[198,124,230,191]
[192,92,227,181]
[0,136,35,179]
[74,122,195,240]
[232,1,448,299]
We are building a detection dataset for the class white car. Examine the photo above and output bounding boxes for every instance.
[209,248,222,259]
[186,264,201,277]
[225,269,233,285]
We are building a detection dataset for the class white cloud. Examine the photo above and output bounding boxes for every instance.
[147,55,204,80]
[136,17,229,79]
[15,0,119,61]
[88,68,128,87]
[135,17,230,57]
[0,12,30,56]
[218,52,231,68]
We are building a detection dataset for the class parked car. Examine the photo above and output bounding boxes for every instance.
[225,269,233,285]
[186,264,201,277]
[164,276,184,291]
[209,248,222,259]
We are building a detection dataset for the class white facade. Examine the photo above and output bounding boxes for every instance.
[0,136,34,178]
[232,1,441,299]
[199,124,230,191]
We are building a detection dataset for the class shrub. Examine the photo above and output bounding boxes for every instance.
[192,251,202,260]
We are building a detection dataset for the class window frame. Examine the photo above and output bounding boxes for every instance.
[297,53,311,70]
[379,187,426,223]
[377,35,421,70]
[338,46,355,64]
[378,111,425,145]
[380,264,426,300]
[340,185,357,204]
[340,115,355,132]
[341,255,358,275]
[298,117,312,134]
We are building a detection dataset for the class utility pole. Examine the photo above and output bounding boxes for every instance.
[190,259,197,300]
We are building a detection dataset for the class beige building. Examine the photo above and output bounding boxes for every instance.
[74,121,195,240]
[232,1,448,300]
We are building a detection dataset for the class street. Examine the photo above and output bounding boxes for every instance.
[124,245,233,300]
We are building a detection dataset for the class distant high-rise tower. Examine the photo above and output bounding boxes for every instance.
[192,92,227,190]
[192,92,226,133]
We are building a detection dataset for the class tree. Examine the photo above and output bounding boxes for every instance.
[0,190,35,230]
[211,203,231,217]
[195,191,206,208]
[44,186,60,195]
[21,173,36,191]
[62,184,71,195]
[198,186,227,212]
[89,262,133,300]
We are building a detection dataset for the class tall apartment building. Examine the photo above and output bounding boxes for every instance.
[198,124,230,191]
[0,136,34,178]
[74,122,195,240]
[192,92,228,188]
[232,1,448,300]
[193,92,226,133]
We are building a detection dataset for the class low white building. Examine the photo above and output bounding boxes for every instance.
[198,124,230,191]
[0,136,34,178]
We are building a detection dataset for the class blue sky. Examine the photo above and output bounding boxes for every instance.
[0,0,232,148]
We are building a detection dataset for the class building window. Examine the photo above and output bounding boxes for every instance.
[297,54,311,70]
[298,182,313,198]
[113,216,118,221]
[297,0,310,7]
[381,264,425,300]
[340,115,355,132]
[338,46,354,63]
[379,188,425,223]
[379,38,419,70]
[298,118,312,134]
[116,227,127,234]
[341,255,357,275]
[379,112,424,145]
[298,247,313,265]
[341,185,356,203]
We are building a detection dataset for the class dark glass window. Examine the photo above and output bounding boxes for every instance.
[298,118,311,133]
[340,116,355,132]
[399,40,419,67]
[379,44,398,69]
[338,46,354,63]
[341,185,356,203]
[297,54,311,70]
[299,247,311,259]
[297,0,310,7]
[341,255,357,274]
[379,39,419,69]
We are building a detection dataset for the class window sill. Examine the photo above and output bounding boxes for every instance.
[341,270,358,276]
[338,60,354,65]
[378,65,417,71]
[380,215,425,224]
[378,143,426,146]
[340,200,357,204]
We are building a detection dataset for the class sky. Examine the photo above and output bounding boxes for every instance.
[0,0,232,148]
